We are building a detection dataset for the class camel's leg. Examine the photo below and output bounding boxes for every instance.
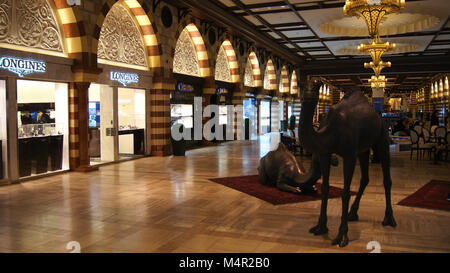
[309,154,330,235]
[348,150,370,221]
[332,156,356,247]
[377,141,397,227]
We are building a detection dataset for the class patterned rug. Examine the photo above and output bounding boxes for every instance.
[209,175,355,205]
[398,180,450,211]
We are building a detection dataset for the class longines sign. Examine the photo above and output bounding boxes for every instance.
[0,56,47,77]
[110,71,139,86]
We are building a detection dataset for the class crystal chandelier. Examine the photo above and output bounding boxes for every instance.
[369,75,387,88]
[343,0,406,41]
[344,0,406,79]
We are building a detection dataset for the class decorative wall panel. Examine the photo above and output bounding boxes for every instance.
[244,59,254,87]
[0,0,64,53]
[173,29,200,77]
[98,3,147,68]
[215,46,231,82]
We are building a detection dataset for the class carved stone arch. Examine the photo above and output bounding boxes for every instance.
[264,59,276,90]
[94,0,161,71]
[279,65,290,94]
[173,23,210,77]
[244,51,261,87]
[290,70,298,95]
[0,0,71,57]
[215,40,239,83]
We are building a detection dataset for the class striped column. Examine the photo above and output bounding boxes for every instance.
[293,99,301,129]
[232,84,244,140]
[69,82,95,171]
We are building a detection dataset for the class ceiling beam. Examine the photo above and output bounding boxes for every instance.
[166,0,304,64]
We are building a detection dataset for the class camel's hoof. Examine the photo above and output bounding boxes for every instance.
[331,233,349,248]
[348,211,359,222]
[309,225,328,235]
[382,214,397,227]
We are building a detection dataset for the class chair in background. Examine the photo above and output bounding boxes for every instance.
[422,127,435,144]
[413,125,423,137]
[435,126,447,144]
[409,129,435,160]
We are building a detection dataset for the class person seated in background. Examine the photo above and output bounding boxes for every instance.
[393,117,410,136]
[33,111,50,124]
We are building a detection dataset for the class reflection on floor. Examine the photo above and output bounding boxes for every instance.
[1,133,449,253]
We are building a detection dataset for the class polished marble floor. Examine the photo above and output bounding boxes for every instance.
[0,134,449,253]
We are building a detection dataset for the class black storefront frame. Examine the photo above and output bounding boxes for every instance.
[171,73,204,147]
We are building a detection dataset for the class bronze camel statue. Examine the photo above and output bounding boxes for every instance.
[258,142,338,194]
[258,142,317,194]
[299,81,396,247]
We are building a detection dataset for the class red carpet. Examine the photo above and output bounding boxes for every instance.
[398,180,450,211]
[209,175,355,205]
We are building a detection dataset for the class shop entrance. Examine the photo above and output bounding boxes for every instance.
[243,97,257,140]
[88,84,146,165]
[259,100,271,134]
[16,80,69,178]
[0,80,6,180]
[118,88,145,159]
[88,84,115,164]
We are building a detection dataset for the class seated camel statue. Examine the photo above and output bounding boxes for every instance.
[299,81,397,247]
[258,142,338,194]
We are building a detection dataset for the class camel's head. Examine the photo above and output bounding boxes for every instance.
[302,80,321,104]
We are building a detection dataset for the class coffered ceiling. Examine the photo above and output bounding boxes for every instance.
[171,0,450,93]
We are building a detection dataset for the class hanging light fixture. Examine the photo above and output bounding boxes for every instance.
[343,0,406,41]
[445,76,449,101]
[369,75,387,88]
[344,1,405,78]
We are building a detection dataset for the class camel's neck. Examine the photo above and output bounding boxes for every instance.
[299,99,321,152]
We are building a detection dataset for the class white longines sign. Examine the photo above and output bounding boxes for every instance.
[110,71,139,86]
[0,56,47,77]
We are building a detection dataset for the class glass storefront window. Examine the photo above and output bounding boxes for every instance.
[260,100,271,134]
[118,88,146,157]
[89,83,115,163]
[219,105,227,125]
[171,104,193,129]
[16,80,69,177]
[279,101,284,121]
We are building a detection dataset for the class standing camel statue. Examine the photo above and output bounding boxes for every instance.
[299,81,397,247]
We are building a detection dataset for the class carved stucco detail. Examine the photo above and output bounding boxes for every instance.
[215,46,231,82]
[173,29,200,77]
[98,3,147,68]
[244,59,254,87]
[0,0,63,53]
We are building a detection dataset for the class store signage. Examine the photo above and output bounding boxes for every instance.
[67,0,81,6]
[216,88,228,95]
[0,56,46,77]
[110,71,139,86]
[177,82,194,92]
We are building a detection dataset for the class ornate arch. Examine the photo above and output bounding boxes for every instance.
[173,23,210,77]
[263,59,276,90]
[279,66,290,94]
[244,52,261,87]
[290,71,298,95]
[93,0,161,71]
[215,40,239,83]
